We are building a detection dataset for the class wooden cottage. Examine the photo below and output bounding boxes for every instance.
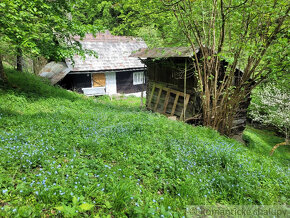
[131,47,251,135]
[40,31,147,96]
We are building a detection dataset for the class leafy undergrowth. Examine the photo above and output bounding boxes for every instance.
[0,70,289,217]
[243,126,290,165]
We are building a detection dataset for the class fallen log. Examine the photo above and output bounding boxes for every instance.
[270,140,289,156]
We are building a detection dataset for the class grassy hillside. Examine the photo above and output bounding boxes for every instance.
[0,69,289,217]
[243,126,290,165]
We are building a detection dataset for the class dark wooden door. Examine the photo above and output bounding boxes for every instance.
[116,71,133,94]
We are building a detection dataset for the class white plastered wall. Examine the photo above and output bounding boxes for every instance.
[105,72,117,95]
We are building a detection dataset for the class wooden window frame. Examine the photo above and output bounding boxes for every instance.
[133,71,144,85]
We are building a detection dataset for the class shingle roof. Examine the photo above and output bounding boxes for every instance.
[39,62,70,85]
[66,31,147,71]
[130,47,199,58]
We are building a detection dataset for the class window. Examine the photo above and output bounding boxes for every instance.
[133,72,144,85]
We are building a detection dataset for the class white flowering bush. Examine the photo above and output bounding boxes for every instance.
[249,82,290,140]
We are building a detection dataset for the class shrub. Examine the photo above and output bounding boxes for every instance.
[249,82,290,140]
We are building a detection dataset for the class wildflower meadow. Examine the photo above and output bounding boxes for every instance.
[0,70,289,217]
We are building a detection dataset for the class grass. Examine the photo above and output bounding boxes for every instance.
[243,126,290,165]
[0,69,289,217]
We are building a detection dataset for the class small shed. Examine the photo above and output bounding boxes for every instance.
[40,31,147,96]
[131,47,251,135]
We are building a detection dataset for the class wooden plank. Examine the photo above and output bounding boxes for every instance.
[154,87,163,112]
[148,82,192,119]
[163,91,170,113]
[170,89,179,95]
[162,87,170,92]
[170,93,180,116]
[155,84,162,89]
[178,91,186,97]
[147,83,156,109]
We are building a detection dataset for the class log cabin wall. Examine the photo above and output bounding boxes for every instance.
[116,70,145,94]
[145,58,202,119]
[231,71,253,135]
[144,57,252,135]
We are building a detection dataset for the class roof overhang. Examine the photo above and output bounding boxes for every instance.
[68,67,146,74]
[130,47,199,58]
[39,62,70,84]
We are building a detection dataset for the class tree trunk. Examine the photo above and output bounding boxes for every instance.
[0,54,6,82]
[33,57,47,75]
[16,47,23,72]
[33,58,37,74]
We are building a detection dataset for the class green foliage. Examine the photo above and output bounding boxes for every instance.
[159,0,290,135]
[55,196,94,216]
[243,126,290,164]
[0,69,289,216]
[0,0,98,62]
[73,0,185,47]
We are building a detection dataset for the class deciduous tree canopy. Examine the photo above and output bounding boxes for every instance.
[163,0,289,135]
[0,0,98,78]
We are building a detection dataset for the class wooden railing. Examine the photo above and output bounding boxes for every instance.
[147,82,190,120]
